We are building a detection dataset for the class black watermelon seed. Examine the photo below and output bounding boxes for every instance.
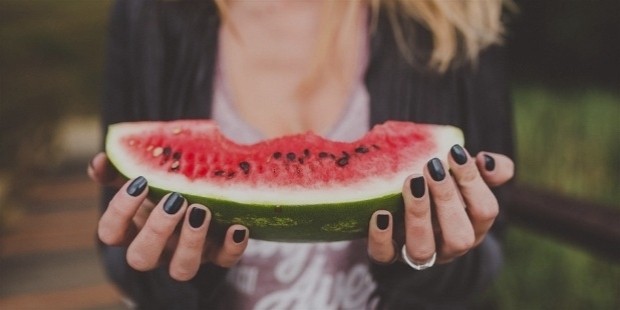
[172,151,182,160]
[239,161,251,174]
[273,152,282,159]
[303,149,310,157]
[336,157,349,167]
[319,152,329,158]
[163,146,172,157]
[286,152,296,161]
[355,146,369,154]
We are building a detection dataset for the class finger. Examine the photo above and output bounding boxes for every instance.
[425,158,474,262]
[133,199,157,229]
[476,152,514,187]
[169,205,211,281]
[368,211,396,264]
[98,176,149,246]
[126,192,187,271]
[87,152,124,187]
[211,225,248,268]
[449,145,499,245]
[402,175,436,264]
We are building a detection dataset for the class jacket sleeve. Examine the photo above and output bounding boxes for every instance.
[98,1,228,309]
[371,45,513,309]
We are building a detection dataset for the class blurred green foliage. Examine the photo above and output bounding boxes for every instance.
[1,1,618,309]
[482,87,620,309]
[514,87,620,207]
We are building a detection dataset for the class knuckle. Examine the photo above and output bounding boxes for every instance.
[227,246,245,258]
[445,234,475,255]
[433,186,455,203]
[406,202,429,219]
[98,225,121,245]
[470,197,499,221]
[108,199,135,219]
[170,266,196,281]
[215,254,240,268]
[368,238,395,258]
[372,252,396,264]
[457,165,480,184]
[127,252,155,271]
[406,222,427,236]
[407,246,435,262]
[182,236,205,251]
[218,244,246,266]
[144,221,172,240]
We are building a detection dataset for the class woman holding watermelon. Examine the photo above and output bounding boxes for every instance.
[89,0,515,309]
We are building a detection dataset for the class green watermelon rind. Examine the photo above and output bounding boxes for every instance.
[147,186,404,242]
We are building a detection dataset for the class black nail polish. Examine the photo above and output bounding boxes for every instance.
[484,154,495,171]
[189,207,206,228]
[376,214,389,230]
[233,229,246,243]
[410,176,425,198]
[427,158,446,181]
[126,176,147,197]
[163,192,184,214]
[450,144,468,165]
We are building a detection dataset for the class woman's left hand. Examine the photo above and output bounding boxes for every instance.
[367,145,514,267]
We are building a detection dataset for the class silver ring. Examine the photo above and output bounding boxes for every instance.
[401,245,436,270]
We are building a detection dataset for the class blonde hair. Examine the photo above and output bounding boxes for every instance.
[375,0,508,71]
[214,0,508,95]
[216,0,507,70]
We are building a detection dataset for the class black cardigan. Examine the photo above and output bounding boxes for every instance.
[100,1,514,309]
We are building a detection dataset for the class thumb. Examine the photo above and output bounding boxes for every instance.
[475,152,514,187]
[87,152,125,188]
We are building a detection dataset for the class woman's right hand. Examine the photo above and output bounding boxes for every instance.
[87,152,249,281]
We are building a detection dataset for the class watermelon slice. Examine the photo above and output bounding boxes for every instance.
[106,120,463,242]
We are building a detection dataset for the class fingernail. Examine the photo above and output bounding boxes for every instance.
[126,176,147,197]
[484,154,496,171]
[189,207,206,228]
[427,158,446,181]
[450,144,468,165]
[410,176,425,198]
[163,192,184,214]
[233,229,246,243]
[89,158,95,169]
[376,214,389,230]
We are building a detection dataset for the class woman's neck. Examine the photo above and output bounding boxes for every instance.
[219,0,366,137]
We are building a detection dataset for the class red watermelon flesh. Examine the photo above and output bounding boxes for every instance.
[106,120,463,241]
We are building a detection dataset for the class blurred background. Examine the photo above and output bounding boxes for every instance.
[1,0,618,309]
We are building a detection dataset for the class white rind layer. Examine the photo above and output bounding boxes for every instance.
[106,122,463,205]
